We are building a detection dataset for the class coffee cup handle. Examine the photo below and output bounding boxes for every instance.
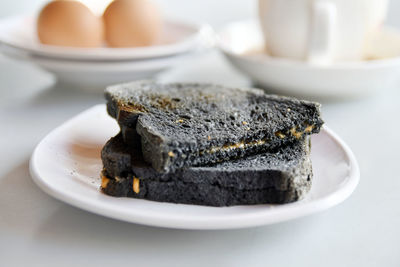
[307,1,337,65]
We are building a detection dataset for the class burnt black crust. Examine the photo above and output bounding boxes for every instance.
[100,134,313,206]
[105,81,323,173]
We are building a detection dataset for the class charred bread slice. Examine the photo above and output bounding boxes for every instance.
[100,134,313,206]
[105,81,323,173]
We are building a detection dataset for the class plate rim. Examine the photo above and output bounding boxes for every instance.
[29,104,360,230]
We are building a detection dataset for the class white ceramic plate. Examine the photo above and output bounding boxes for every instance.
[218,20,400,98]
[30,105,359,230]
[0,15,206,61]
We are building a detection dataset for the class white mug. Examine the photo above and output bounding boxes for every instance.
[258,0,389,64]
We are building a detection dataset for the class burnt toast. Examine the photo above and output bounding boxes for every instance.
[105,81,323,173]
[101,134,313,206]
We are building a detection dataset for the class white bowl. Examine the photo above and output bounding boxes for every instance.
[0,15,213,89]
[24,53,191,89]
[218,20,400,98]
[0,15,209,61]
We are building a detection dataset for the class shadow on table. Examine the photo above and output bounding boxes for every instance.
[0,159,59,235]
[25,81,105,109]
[29,202,325,264]
[0,159,325,264]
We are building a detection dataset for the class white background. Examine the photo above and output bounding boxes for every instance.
[1,1,400,266]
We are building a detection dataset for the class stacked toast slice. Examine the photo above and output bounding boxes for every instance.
[101,80,323,206]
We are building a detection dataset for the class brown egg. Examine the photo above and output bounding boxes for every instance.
[103,0,162,47]
[37,0,104,47]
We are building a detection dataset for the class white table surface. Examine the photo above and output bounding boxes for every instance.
[1,1,400,266]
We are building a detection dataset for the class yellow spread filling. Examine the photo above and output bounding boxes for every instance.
[275,131,286,139]
[201,123,315,155]
[305,124,314,133]
[203,139,267,154]
[101,175,110,189]
[119,102,147,113]
[133,177,140,194]
[290,127,303,139]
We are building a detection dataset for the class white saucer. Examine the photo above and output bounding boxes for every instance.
[218,20,400,98]
[29,105,359,230]
[0,15,206,61]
